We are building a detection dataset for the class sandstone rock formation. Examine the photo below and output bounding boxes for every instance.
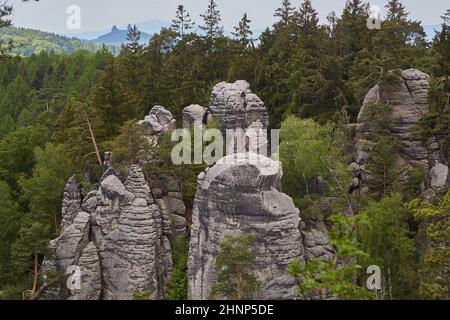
[188,153,305,300]
[44,166,173,300]
[138,105,176,135]
[182,104,207,129]
[43,104,192,300]
[210,80,269,131]
[351,69,449,195]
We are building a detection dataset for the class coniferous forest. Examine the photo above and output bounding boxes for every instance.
[0,0,449,301]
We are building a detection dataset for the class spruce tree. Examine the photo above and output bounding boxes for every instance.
[200,0,223,39]
[232,13,253,49]
[171,5,195,39]
[295,0,319,35]
[120,25,145,119]
[433,10,450,76]
[273,0,295,29]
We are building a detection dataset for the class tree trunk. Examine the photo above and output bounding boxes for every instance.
[31,253,38,296]
[83,110,103,170]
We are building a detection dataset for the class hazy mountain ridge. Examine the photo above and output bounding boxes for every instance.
[0,26,119,56]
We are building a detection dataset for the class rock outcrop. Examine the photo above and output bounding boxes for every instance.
[138,105,176,135]
[351,69,449,195]
[44,166,173,300]
[187,81,334,300]
[210,80,269,131]
[182,104,207,129]
[188,153,305,300]
[60,175,82,229]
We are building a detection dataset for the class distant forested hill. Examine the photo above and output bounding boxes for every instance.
[0,26,119,56]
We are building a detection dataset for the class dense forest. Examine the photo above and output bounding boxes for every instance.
[0,0,448,300]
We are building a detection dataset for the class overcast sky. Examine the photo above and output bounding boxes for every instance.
[9,0,449,34]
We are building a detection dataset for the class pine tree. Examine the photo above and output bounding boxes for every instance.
[295,0,319,35]
[120,24,145,118]
[11,220,50,298]
[358,194,417,299]
[171,5,195,39]
[200,0,223,40]
[124,24,144,55]
[210,234,260,300]
[232,13,253,49]
[433,10,450,76]
[364,136,405,199]
[93,59,128,136]
[274,0,295,29]
[409,191,450,300]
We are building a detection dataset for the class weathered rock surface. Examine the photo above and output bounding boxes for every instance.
[61,175,82,229]
[353,69,449,194]
[182,104,207,128]
[67,242,101,300]
[44,166,173,300]
[138,105,176,135]
[430,162,449,189]
[210,81,269,131]
[188,153,305,300]
[356,69,430,165]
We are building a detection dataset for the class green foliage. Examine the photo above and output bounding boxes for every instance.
[0,181,22,285]
[210,234,260,300]
[357,194,417,299]
[408,191,450,300]
[132,289,153,300]
[417,77,450,164]
[19,143,75,235]
[11,220,50,283]
[364,136,405,199]
[288,214,372,300]
[0,125,48,187]
[280,116,352,210]
[0,26,119,56]
[0,0,448,299]
[108,121,152,170]
[167,236,189,300]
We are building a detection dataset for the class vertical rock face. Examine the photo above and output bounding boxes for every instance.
[45,166,173,300]
[352,69,449,195]
[61,175,82,229]
[356,69,430,164]
[188,153,305,300]
[68,242,101,300]
[97,166,172,300]
[210,80,269,131]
